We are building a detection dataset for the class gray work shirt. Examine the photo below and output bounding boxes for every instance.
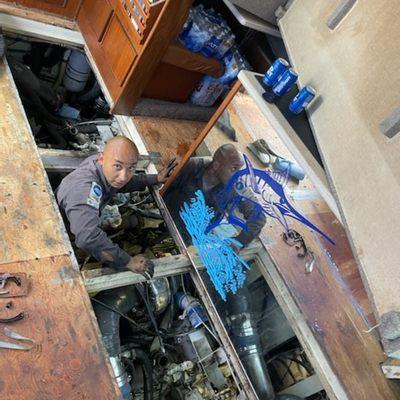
[56,154,158,269]
[164,157,266,247]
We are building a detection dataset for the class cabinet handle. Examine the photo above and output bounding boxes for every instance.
[327,0,357,30]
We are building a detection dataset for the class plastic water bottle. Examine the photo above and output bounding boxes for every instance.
[190,49,248,106]
[190,75,225,106]
[214,29,235,60]
[274,158,305,181]
[200,24,223,57]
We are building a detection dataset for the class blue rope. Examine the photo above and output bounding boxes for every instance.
[180,190,250,301]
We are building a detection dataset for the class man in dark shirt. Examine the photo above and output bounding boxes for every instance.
[56,136,176,278]
[164,144,266,247]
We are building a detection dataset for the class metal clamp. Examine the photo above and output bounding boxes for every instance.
[282,229,316,273]
[0,274,21,295]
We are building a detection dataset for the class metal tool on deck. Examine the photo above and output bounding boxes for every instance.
[0,327,35,351]
[0,274,21,295]
[0,273,28,297]
[0,312,25,323]
[282,229,316,273]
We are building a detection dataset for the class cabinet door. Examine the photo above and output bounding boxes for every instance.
[78,1,138,101]
[78,0,113,41]
[101,14,137,86]
[18,0,82,18]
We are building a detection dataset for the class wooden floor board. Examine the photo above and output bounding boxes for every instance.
[0,61,69,265]
[0,59,121,399]
[0,256,121,400]
[133,116,205,170]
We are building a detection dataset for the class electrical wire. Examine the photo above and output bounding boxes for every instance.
[181,274,187,294]
[131,194,151,207]
[136,283,165,353]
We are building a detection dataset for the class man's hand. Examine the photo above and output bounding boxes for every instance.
[157,158,178,184]
[126,255,154,280]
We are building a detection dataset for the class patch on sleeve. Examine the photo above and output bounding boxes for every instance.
[86,182,103,209]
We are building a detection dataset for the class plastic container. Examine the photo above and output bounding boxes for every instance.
[175,292,208,328]
[274,158,305,181]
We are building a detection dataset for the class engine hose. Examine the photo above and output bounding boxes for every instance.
[135,348,154,400]
[92,286,141,356]
[92,297,158,338]
[77,80,101,103]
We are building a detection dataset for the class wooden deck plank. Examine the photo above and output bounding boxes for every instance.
[0,58,121,399]
[83,241,263,293]
[0,3,78,30]
[0,60,69,265]
[259,218,400,399]
[133,116,205,170]
[0,255,121,400]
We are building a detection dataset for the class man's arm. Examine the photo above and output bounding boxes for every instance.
[121,173,159,193]
[121,158,178,193]
[60,188,131,269]
[235,194,266,247]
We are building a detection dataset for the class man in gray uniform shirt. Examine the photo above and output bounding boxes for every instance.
[56,136,176,278]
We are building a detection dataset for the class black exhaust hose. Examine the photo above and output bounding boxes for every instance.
[135,348,154,400]
[92,285,140,357]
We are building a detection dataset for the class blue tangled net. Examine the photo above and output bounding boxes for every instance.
[179,190,250,301]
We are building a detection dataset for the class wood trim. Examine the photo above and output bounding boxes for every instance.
[141,0,163,41]
[160,79,242,195]
[83,241,262,293]
[18,0,82,19]
[0,11,84,47]
[111,0,192,114]
[0,2,78,30]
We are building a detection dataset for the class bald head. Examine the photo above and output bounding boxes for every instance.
[213,144,241,163]
[103,136,139,158]
[210,144,244,185]
[99,136,139,189]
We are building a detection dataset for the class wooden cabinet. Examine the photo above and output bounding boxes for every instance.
[102,14,137,85]
[77,0,138,101]
[79,0,112,41]
[78,0,192,115]
[18,0,82,18]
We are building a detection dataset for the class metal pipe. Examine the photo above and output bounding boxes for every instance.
[227,289,275,400]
